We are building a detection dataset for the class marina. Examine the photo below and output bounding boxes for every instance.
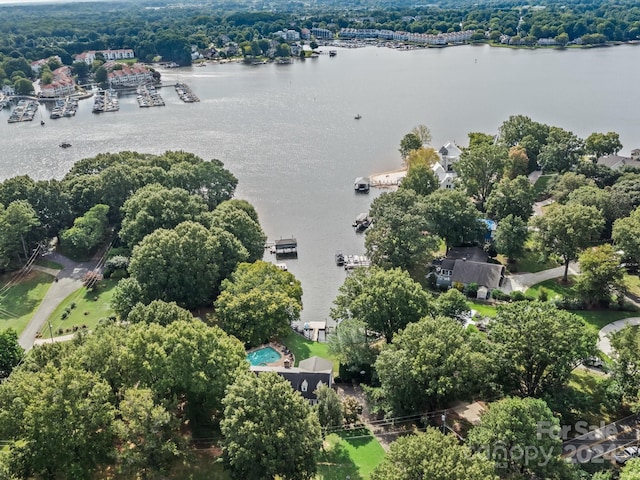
[92,89,120,113]
[136,84,165,108]
[49,97,79,119]
[7,100,38,123]
[175,82,199,103]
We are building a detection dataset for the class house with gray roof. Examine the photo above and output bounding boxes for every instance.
[250,356,333,404]
[597,154,640,171]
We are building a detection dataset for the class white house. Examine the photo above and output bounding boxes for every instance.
[431,141,462,189]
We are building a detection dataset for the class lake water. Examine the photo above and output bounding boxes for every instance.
[1,44,639,326]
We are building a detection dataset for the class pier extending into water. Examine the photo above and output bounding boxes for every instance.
[175,82,199,103]
[93,90,119,113]
[7,100,38,123]
[136,84,165,108]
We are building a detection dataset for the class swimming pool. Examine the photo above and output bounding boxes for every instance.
[247,346,282,366]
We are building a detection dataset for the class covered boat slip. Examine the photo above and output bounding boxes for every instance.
[274,238,298,258]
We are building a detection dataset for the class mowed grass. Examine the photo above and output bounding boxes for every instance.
[317,430,385,480]
[625,273,640,297]
[564,369,618,426]
[534,174,556,196]
[469,301,497,317]
[525,277,576,300]
[283,331,339,375]
[43,278,118,337]
[0,271,54,334]
[164,451,230,480]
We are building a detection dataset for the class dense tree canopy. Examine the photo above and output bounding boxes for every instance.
[331,266,433,343]
[221,372,322,480]
[126,299,193,326]
[576,244,625,307]
[128,221,245,309]
[0,329,23,379]
[468,397,563,479]
[207,200,266,263]
[485,175,535,221]
[365,189,439,271]
[119,184,209,247]
[489,302,596,397]
[371,429,497,480]
[215,261,302,347]
[423,189,486,251]
[613,206,640,267]
[60,203,109,256]
[454,143,508,209]
[531,203,604,282]
[374,315,492,414]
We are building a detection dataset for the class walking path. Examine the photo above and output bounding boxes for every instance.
[18,251,95,351]
[597,317,640,356]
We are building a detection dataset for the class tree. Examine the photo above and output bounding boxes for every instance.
[0,199,40,267]
[621,459,640,480]
[489,302,596,397]
[424,189,486,252]
[331,267,433,344]
[13,77,33,95]
[327,318,376,371]
[467,397,562,479]
[0,329,23,379]
[215,261,302,347]
[398,162,439,197]
[221,372,322,480]
[119,184,209,247]
[410,124,432,145]
[127,299,193,325]
[613,173,640,210]
[576,244,625,307]
[405,146,440,170]
[467,132,495,148]
[485,175,535,221]
[551,172,596,203]
[567,185,629,232]
[613,206,640,267]
[94,65,107,85]
[454,143,508,208]
[365,189,439,271]
[494,214,528,262]
[316,384,343,434]
[399,132,423,159]
[60,203,109,256]
[434,288,469,322]
[115,388,183,479]
[498,115,549,165]
[129,221,239,309]
[207,200,266,263]
[123,320,248,421]
[585,131,622,159]
[0,365,116,479]
[374,316,491,414]
[371,429,497,480]
[531,203,604,282]
[609,325,640,407]
[504,145,529,179]
[538,126,584,173]
[111,277,145,320]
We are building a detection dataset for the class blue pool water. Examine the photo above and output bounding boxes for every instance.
[247,346,281,366]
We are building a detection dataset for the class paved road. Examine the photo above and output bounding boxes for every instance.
[563,415,640,464]
[18,251,95,351]
[597,317,640,356]
[503,263,579,293]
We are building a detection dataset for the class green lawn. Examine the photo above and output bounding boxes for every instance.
[469,301,497,317]
[525,277,576,300]
[625,273,640,297]
[510,249,559,274]
[283,331,339,375]
[572,310,639,333]
[534,174,556,196]
[317,430,385,480]
[0,271,54,334]
[557,369,619,426]
[42,278,117,338]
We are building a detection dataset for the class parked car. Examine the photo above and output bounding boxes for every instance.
[582,356,604,368]
[614,446,639,464]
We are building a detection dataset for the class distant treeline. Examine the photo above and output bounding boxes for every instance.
[1,0,639,69]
